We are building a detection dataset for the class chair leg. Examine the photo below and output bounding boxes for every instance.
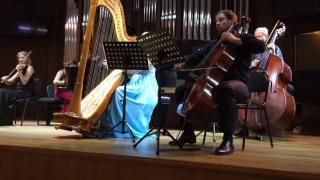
[212,108,217,143]
[36,102,39,125]
[213,123,216,142]
[196,114,208,138]
[13,103,17,125]
[46,104,50,126]
[264,107,274,148]
[20,99,29,126]
[162,112,167,136]
[201,114,210,145]
[202,127,207,145]
[242,107,248,151]
[199,107,216,145]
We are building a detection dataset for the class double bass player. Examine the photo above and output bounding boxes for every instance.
[235,27,295,137]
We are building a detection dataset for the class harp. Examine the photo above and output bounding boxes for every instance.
[52,0,136,134]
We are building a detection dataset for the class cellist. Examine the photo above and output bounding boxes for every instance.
[172,10,265,155]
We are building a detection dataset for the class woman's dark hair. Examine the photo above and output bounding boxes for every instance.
[215,10,238,24]
[65,60,78,67]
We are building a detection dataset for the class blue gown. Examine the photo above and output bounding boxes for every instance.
[97,64,158,138]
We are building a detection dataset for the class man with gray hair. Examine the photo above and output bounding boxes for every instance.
[251,27,284,67]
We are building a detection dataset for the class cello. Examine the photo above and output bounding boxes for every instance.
[180,18,250,121]
[238,21,296,134]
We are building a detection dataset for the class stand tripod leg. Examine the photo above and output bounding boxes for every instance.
[156,126,161,155]
[133,126,155,148]
[99,120,136,143]
[125,121,136,143]
[133,125,183,155]
[164,129,183,149]
[99,120,122,139]
[196,130,204,137]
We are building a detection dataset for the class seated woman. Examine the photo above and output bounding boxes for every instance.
[53,60,78,113]
[97,59,158,138]
[0,51,35,126]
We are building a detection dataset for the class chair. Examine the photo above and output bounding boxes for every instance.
[38,85,63,125]
[236,68,274,151]
[159,96,170,135]
[196,104,218,145]
[150,96,171,135]
[13,78,42,126]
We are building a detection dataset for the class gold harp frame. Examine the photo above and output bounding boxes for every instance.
[53,0,136,133]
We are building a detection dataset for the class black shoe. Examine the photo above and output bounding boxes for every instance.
[214,140,234,155]
[169,134,196,146]
[234,128,249,137]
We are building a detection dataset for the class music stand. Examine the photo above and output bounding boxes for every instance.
[99,41,149,143]
[133,28,186,154]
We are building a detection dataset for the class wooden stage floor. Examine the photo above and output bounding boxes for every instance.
[1,121,320,180]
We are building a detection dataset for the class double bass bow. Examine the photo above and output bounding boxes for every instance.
[180,17,251,121]
[238,21,296,134]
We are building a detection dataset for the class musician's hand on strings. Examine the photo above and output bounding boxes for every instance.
[221,32,241,45]
[15,64,25,72]
[251,59,260,67]
[267,43,276,54]
[173,63,185,72]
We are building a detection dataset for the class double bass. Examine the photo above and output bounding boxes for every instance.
[180,18,250,121]
[238,21,296,134]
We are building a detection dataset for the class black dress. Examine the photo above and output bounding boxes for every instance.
[0,67,34,125]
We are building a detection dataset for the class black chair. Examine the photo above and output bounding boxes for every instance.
[236,68,273,151]
[159,96,170,135]
[13,78,42,126]
[37,85,63,125]
[149,95,171,135]
[175,102,218,144]
[196,104,218,145]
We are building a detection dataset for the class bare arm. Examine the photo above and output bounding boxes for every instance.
[17,66,35,85]
[53,70,66,86]
[1,72,18,85]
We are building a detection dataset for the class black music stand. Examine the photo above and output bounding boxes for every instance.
[99,42,149,143]
[133,28,186,154]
